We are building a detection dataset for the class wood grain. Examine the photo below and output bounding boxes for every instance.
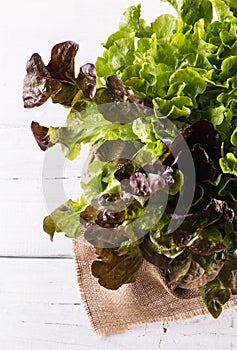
[1,258,236,350]
[0,127,87,256]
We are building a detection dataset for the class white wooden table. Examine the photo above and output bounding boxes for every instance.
[1,1,237,349]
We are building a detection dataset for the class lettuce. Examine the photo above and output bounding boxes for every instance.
[23,41,96,108]
[23,0,237,318]
[48,112,138,161]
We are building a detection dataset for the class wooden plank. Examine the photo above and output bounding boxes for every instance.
[0,258,92,349]
[0,258,237,350]
[0,127,87,256]
[0,128,88,180]
[0,182,74,256]
[0,195,80,256]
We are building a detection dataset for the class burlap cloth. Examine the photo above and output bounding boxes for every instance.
[73,239,237,335]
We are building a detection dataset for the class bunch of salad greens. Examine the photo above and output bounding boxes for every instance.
[23,0,237,318]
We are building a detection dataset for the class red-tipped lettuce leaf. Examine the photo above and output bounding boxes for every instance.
[31,121,54,151]
[23,53,60,108]
[23,41,96,108]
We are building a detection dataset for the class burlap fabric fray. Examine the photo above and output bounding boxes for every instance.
[73,239,237,335]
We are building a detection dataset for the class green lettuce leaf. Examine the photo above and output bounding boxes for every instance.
[47,110,138,160]
[151,14,178,40]
[199,254,237,318]
[220,153,237,177]
[43,196,88,240]
[199,275,231,318]
[209,0,234,21]
[162,0,213,25]
[80,160,120,200]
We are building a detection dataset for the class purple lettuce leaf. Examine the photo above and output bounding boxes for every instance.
[23,53,60,108]
[164,120,224,183]
[46,41,79,80]
[77,63,97,99]
[31,121,54,151]
[96,75,153,122]
[23,41,96,108]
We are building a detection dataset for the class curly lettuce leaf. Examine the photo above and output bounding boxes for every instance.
[189,228,225,255]
[23,41,96,108]
[43,196,88,240]
[31,121,53,151]
[23,53,60,108]
[199,275,231,318]
[209,0,234,21]
[220,153,237,176]
[148,233,184,259]
[46,110,138,160]
[91,247,143,290]
[80,160,120,200]
[168,252,225,290]
[151,14,178,40]
[162,0,213,25]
